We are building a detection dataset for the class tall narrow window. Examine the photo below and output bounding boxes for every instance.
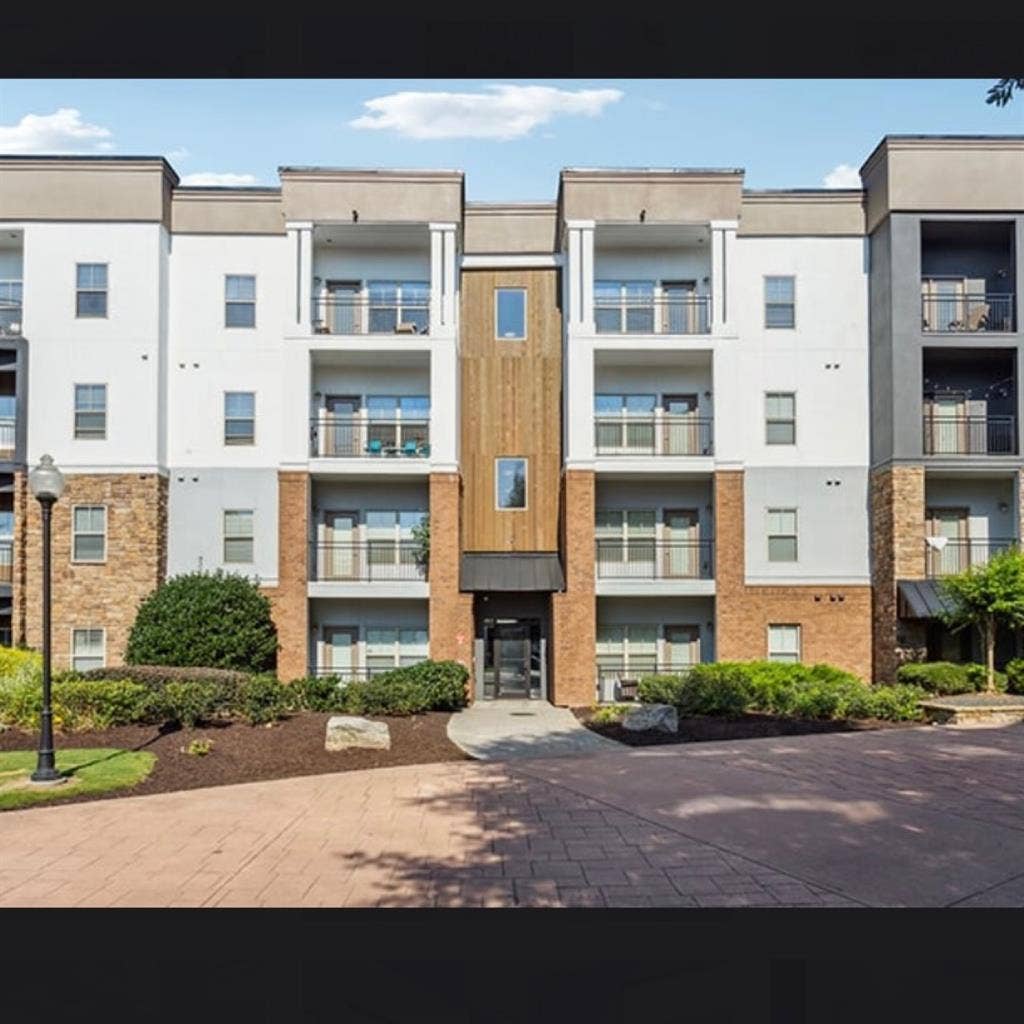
[495,288,526,339]
[72,506,107,562]
[224,392,255,445]
[72,628,105,672]
[768,624,801,664]
[74,384,107,439]
[765,392,796,444]
[767,508,798,562]
[223,510,254,563]
[76,264,108,318]
[225,275,256,328]
[495,458,527,510]
[765,276,796,328]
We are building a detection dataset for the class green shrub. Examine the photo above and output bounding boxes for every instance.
[339,676,432,717]
[0,646,42,683]
[862,684,928,722]
[289,675,347,712]
[963,663,1007,692]
[0,678,151,732]
[156,681,237,728]
[651,664,752,717]
[384,660,469,710]
[182,738,214,757]
[125,571,278,673]
[238,675,290,725]
[637,674,687,706]
[589,704,633,726]
[1005,659,1024,695]
[77,664,252,690]
[895,661,1005,695]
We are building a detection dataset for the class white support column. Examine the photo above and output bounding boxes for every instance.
[287,221,314,335]
[710,219,738,336]
[429,222,458,337]
[429,337,459,472]
[564,336,595,468]
[281,344,312,468]
[565,220,596,334]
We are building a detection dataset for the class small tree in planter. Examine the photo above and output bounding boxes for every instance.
[126,571,278,673]
[939,549,1024,692]
[411,516,430,578]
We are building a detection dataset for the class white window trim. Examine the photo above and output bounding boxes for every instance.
[70,626,106,672]
[764,274,796,329]
[765,391,797,446]
[224,391,256,446]
[71,504,107,564]
[223,509,255,564]
[767,624,801,663]
[75,262,109,319]
[225,273,257,329]
[495,457,528,511]
[74,383,107,440]
[766,507,798,562]
[494,287,527,341]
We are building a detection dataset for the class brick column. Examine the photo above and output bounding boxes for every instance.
[268,471,309,682]
[871,464,926,682]
[712,470,746,662]
[11,469,27,647]
[428,472,474,681]
[550,469,596,707]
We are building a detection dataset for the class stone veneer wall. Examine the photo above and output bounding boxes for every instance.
[870,464,926,682]
[23,473,168,670]
[263,471,309,682]
[715,470,874,681]
[428,472,474,685]
[550,469,597,706]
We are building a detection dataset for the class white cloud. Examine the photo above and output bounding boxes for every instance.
[167,147,191,161]
[180,172,259,187]
[0,107,113,154]
[823,163,861,188]
[350,84,623,141]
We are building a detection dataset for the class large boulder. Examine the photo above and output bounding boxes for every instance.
[325,716,391,751]
[621,703,678,734]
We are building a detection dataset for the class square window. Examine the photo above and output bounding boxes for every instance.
[76,263,108,318]
[74,384,107,439]
[495,288,526,339]
[224,509,254,563]
[495,458,527,510]
[768,624,801,663]
[72,628,105,672]
[224,391,255,445]
[225,275,256,328]
[765,392,796,445]
[72,505,106,562]
[765,276,795,329]
[767,508,798,562]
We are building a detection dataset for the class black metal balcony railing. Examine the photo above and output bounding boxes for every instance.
[0,280,22,337]
[924,537,1018,577]
[922,415,1017,455]
[308,663,428,681]
[596,539,714,580]
[311,297,430,336]
[594,295,711,335]
[0,539,11,584]
[595,661,695,700]
[922,293,1015,333]
[594,416,713,456]
[309,541,427,582]
[310,417,431,459]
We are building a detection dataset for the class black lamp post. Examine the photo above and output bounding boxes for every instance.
[29,454,65,785]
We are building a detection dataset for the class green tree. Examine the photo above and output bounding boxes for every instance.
[411,515,430,572]
[938,549,1024,692]
[125,571,278,673]
[987,79,1024,106]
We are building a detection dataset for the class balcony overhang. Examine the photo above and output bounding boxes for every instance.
[897,579,955,619]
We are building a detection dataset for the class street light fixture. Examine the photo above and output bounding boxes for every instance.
[28,454,65,785]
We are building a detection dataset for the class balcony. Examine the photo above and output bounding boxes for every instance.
[311,293,429,337]
[594,292,711,336]
[310,416,430,460]
[922,291,1015,334]
[921,415,1016,456]
[594,416,713,457]
[0,281,22,337]
[310,541,427,583]
[596,539,714,580]
[0,538,11,584]
[924,537,1017,577]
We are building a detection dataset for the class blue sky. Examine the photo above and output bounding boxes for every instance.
[1,79,1021,199]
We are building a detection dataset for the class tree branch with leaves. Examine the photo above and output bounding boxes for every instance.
[986,79,1024,106]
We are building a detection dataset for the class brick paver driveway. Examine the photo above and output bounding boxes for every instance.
[2,722,1023,907]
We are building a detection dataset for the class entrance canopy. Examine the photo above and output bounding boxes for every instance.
[897,579,956,619]
[460,553,565,592]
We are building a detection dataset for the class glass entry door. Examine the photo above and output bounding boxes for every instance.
[483,618,542,699]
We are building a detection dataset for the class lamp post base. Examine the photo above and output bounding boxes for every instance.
[29,768,66,786]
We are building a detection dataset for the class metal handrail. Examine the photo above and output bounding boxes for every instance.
[921,414,1017,455]
[309,416,431,458]
[309,540,427,582]
[921,292,1015,333]
[594,294,711,335]
[594,415,714,456]
[311,295,430,336]
[924,537,1018,576]
[595,538,714,579]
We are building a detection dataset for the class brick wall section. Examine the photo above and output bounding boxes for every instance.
[10,469,27,646]
[428,472,474,686]
[715,470,874,681]
[24,473,168,670]
[264,471,309,682]
[550,469,597,706]
[870,464,926,682]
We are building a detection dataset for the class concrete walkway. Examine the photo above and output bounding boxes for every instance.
[446,699,620,760]
[3,721,1024,907]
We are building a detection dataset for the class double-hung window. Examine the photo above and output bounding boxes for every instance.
[72,506,106,562]
[765,392,796,445]
[76,264,108,318]
[595,509,656,578]
[224,392,255,445]
[71,628,105,672]
[768,624,801,664]
[223,510,254,563]
[225,275,256,328]
[594,394,656,453]
[595,280,655,334]
[74,384,107,439]
[596,624,658,677]
[365,627,429,674]
[767,508,798,562]
[765,276,796,328]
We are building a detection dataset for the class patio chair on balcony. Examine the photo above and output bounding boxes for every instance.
[402,439,419,457]
[365,439,384,456]
[966,302,991,332]
[418,442,431,458]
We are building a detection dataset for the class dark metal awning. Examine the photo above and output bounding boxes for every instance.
[897,579,956,619]
[460,553,565,592]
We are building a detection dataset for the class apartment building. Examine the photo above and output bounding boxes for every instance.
[0,135,1019,702]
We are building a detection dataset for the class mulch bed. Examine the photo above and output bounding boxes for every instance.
[0,711,470,811]
[574,708,924,746]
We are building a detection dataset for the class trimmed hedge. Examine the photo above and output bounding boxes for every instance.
[0,678,153,732]
[76,664,252,690]
[0,647,42,682]
[638,660,927,723]
[895,661,1007,695]
[308,660,470,718]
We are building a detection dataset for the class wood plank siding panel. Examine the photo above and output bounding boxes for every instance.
[459,269,563,552]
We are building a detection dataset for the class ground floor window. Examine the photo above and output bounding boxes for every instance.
[319,624,428,677]
[72,628,105,672]
[767,624,801,663]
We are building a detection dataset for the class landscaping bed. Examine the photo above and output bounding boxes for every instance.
[0,710,468,811]
[574,707,922,746]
